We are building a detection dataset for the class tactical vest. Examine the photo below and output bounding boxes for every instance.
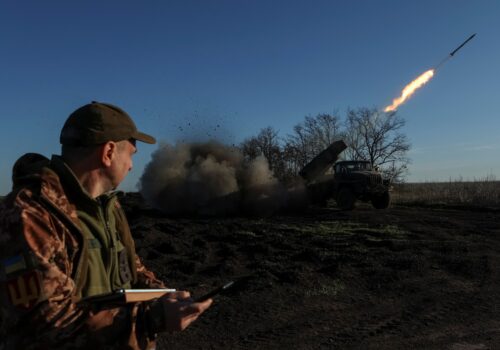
[50,157,137,297]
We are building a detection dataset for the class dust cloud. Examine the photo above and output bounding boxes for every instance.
[138,141,307,216]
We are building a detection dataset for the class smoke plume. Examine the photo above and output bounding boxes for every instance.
[139,141,305,216]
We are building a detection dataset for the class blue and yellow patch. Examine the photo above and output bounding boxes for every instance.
[2,255,27,275]
[1,253,42,309]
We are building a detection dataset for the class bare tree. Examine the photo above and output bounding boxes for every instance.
[285,113,342,170]
[240,126,285,178]
[240,109,411,183]
[280,140,305,183]
[344,108,410,181]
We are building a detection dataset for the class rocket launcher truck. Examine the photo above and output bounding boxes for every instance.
[300,140,391,210]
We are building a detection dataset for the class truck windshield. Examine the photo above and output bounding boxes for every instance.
[355,162,372,170]
[338,162,372,171]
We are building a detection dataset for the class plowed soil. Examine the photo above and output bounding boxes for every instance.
[122,193,500,350]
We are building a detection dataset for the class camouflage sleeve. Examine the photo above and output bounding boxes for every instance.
[134,255,167,289]
[0,190,157,350]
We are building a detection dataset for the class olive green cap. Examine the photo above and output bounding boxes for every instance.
[60,101,156,146]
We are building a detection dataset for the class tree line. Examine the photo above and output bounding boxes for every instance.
[239,107,410,183]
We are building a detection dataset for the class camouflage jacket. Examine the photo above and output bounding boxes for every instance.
[0,155,165,350]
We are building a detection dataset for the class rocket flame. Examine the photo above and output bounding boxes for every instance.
[384,69,434,112]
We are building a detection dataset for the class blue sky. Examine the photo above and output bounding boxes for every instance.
[1,0,499,194]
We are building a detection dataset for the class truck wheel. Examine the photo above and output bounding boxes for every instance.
[337,187,356,210]
[371,191,391,209]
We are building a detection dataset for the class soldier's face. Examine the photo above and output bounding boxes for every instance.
[109,140,136,189]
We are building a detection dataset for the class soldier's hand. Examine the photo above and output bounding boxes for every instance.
[162,290,191,300]
[156,291,213,332]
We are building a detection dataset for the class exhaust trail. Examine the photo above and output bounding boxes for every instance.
[383,33,476,112]
[384,69,435,112]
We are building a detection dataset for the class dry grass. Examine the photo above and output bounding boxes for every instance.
[392,176,500,208]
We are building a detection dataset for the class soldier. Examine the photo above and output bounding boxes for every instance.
[0,102,212,349]
[11,152,49,189]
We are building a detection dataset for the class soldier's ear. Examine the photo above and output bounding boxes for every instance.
[101,141,117,167]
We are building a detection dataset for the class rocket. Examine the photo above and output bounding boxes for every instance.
[383,33,477,112]
[449,34,476,56]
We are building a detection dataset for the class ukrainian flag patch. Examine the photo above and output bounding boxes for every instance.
[2,255,27,275]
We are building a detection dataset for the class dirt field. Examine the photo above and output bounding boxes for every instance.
[122,193,500,350]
